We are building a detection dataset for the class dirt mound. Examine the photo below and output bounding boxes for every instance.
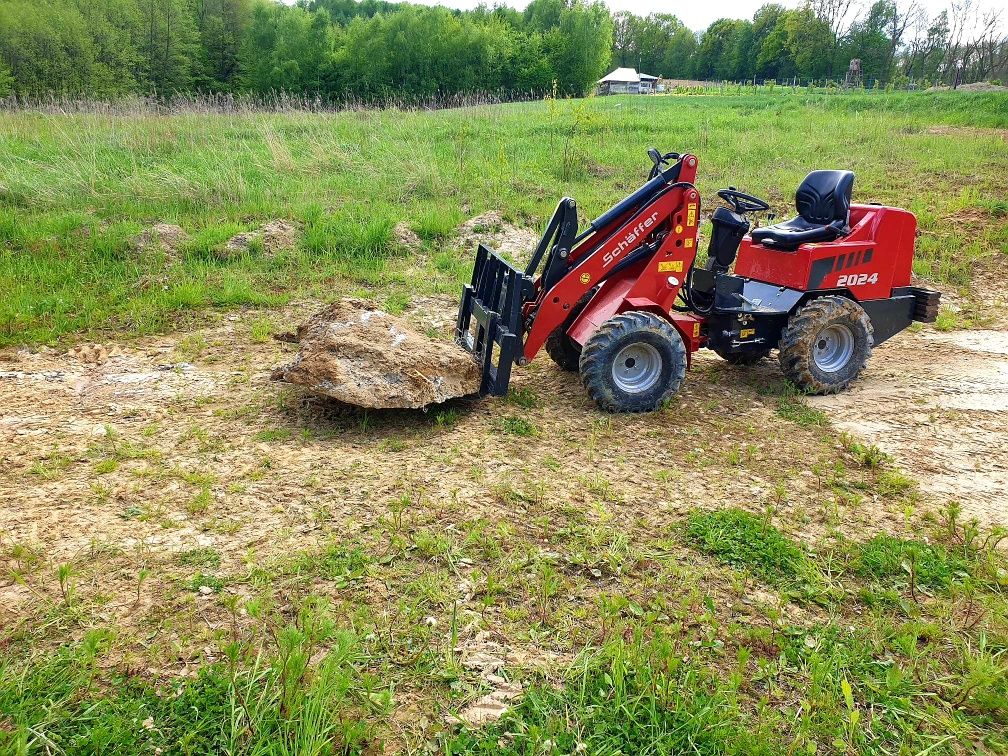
[67,343,122,366]
[456,211,539,265]
[132,223,190,260]
[225,219,301,257]
[957,82,1008,92]
[393,221,423,253]
[271,299,481,409]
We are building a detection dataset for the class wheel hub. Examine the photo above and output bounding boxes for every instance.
[612,342,662,393]
[813,324,854,372]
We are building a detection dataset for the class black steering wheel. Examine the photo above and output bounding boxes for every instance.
[718,187,770,215]
[647,147,681,179]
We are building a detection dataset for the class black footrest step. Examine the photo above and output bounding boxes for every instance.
[910,286,941,323]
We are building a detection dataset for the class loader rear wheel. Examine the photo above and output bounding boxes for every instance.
[545,287,597,372]
[779,296,874,394]
[579,311,687,413]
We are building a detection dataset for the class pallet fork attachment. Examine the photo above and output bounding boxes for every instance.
[455,197,580,396]
[455,243,533,396]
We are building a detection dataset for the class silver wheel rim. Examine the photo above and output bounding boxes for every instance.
[612,342,662,393]
[813,324,854,372]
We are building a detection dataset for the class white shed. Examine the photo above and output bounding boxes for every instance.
[597,68,659,95]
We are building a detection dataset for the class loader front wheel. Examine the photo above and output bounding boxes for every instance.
[579,311,687,412]
[779,296,874,394]
[545,288,597,371]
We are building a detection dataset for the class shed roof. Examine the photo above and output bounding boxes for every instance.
[598,67,640,83]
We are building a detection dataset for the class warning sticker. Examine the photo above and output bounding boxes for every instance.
[693,322,700,337]
[579,272,591,285]
[684,238,694,248]
[687,203,697,226]
[658,260,683,273]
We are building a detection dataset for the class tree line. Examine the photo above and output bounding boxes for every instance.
[0,0,611,101]
[614,0,1007,86]
[0,0,1004,103]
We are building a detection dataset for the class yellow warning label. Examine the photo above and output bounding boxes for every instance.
[579,272,591,285]
[684,238,694,248]
[675,224,683,234]
[740,328,755,338]
[693,322,701,338]
[658,260,683,273]
[687,203,697,226]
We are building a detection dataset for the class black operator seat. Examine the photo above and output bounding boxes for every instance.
[751,170,855,251]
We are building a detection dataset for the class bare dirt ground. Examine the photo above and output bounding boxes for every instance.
[809,327,1008,526]
[2,293,1007,678]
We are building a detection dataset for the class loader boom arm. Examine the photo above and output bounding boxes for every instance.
[456,152,700,397]
[523,162,701,360]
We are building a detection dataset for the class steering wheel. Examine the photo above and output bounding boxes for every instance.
[718,187,770,215]
[647,147,681,179]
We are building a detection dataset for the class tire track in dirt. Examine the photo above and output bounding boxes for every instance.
[809,328,1008,527]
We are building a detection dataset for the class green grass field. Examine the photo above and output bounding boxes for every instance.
[2,90,1007,345]
[2,91,1008,755]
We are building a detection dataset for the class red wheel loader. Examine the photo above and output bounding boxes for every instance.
[456,150,941,412]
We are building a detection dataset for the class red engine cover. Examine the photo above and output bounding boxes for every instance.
[734,204,916,301]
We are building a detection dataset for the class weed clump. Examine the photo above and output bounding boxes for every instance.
[686,508,813,589]
[853,534,966,591]
[444,636,779,754]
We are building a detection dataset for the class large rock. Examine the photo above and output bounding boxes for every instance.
[271,299,482,409]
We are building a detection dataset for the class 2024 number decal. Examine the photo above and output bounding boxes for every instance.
[837,272,878,287]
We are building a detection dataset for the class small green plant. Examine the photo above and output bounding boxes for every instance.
[506,386,539,409]
[188,572,225,593]
[384,291,410,314]
[8,542,44,576]
[57,562,76,605]
[175,333,208,361]
[776,391,828,426]
[379,436,407,452]
[499,416,537,436]
[177,547,221,569]
[187,486,212,515]
[839,432,886,468]
[255,428,292,442]
[29,452,73,479]
[434,408,461,428]
[249,318,274,343]
[92,458,119,475]
[876,469,914,497]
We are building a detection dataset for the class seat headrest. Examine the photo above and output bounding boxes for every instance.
[795,170,854,225]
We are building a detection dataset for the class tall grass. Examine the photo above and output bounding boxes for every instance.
[1,90,1005,345]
